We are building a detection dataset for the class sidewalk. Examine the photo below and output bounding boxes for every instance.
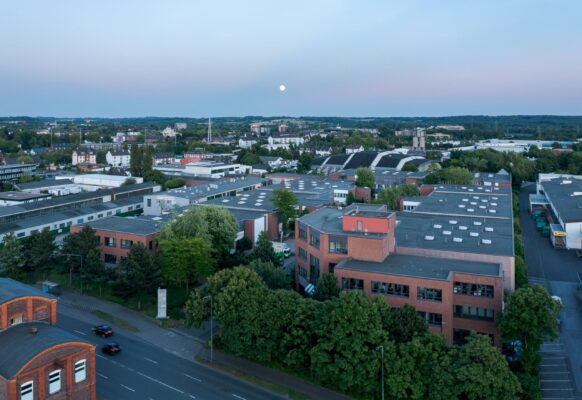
[56,288,352,400]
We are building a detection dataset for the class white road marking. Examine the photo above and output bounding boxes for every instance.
[96,354,107,360]
[96,372,108,379]
[232,395,247,400]
[144,357,159,364]
[189,396,196,399]
[184,374,202,382]
[137,372,185,394]
[120,384,135,392]
[73,330,87,336]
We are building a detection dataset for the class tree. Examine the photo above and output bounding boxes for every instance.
[272,189,298,230]
[122,177,136,186]
[160,237,215,292]
[401,163,419,172]
[199,206,238,257]
[437,166,474,185]
[346,191,355,205]
[160,207,210,241]
[0,233,26,278]
[251,231,280,266]
[17,155,34,164]
[25,228,55,275]
[247,259,290,289]
[297,152,313,173]
[61,225,101,285]
[129,144,143,176]
[164,178,186,189]
[314,273,340,301]
[117,243,161,308]
[376,183,420,210]
[355,167,375,189]
[452,333,521,400]
[498,285,562,373]
[143,169,168,185]
[388,304,427,343]
[423,172,440,184]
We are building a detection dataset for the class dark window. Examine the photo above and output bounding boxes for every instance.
[328,263,336,274]
[97,213,103,218]
[342,277,364,291]
[328,235,347,254]
[147,198,152,207]
[417,287,442,302]
[418,311,443,326]
[309,255,320,283]
[104,237,116,247]
[120,239,133,249]
[149,241,153,250]
[298,247,308,260]
[373,282,410,297]
[454,305,494,321]
[453,282,494,298]
[309,229,320,249]
[298,223,307,241]
[453,328,471,345]
[104,254,117,264]
[299,266,308,279]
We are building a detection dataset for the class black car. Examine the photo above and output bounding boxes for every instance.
[92,324,113,337]
[102,342,121,356]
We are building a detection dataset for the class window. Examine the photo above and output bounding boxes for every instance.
[10,314,23,326]
[104,254,117,264]
[147,198,152,207]
[328,263,336,274]
[453,282,494,298]
[20,381,33,400]
[309,255,320,283]
[74,359,86,383]
[418,311,443,326]
[104,237,116,247]
[88,216,94,221]
[342,278,364,291]
[309,229,320,249]
[299,266,307,279]
[17,232,25,238]
[454,305,494,321]
[328,235,347,254]
[417,287,442,302]
[298,247,308,260]
[97,213,103,218]
[49,369,61,394]
[149,240,153,250]
[120,239,133,249]
[379,283,410,297]
[298,223,307,241]
[107,211,113,216]
[77,218,84,224]
[59,223,65,228]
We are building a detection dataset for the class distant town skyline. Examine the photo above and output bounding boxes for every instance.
[1,1,581,117]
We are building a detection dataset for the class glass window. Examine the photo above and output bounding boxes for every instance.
[309,255,320,283]
[342,277,364,290]
[298,247,308,260]
[104,254,117,264]
[373,282,410,297]
[454,305,494,321]
[417,287,442,302]
[104,237,116,247]
[20,381,33,400]
[453,282,494,298]
[49,369,61,394]
[328,235,347,254]
[328,263,336,274]
[120,239,133,249]
[147,198,152,207]
[309,229,320,249]
[298,223,307,241]
[299,266,307,278]
[74,359,86,383]
[418,311,443,326]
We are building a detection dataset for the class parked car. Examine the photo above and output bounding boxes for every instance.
[92,324,113,337]
[102,342,121,356]
[552,295,563,327]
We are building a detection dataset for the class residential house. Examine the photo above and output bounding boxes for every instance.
[72,148,96,166]
[106,150,131,167]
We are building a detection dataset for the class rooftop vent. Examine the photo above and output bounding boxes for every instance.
[491,202,498,206]
[449,220,458,225]
[489,209,497,213]
[484,227,494,232]
[561,180,572,185]
[453,237,463,243]
[433,224,442,229]
[424,235,435,241]
[492,196,498,200]
[459,226,468,230]
[479,205,486,209]
[462,198,469,202]
[469,232,479,237]
[473,221,482,226]
[443,230,452,235]
[470,202,477,205]
[481,199,488,203]
[473,196,479,200]
[481,239,492,245]
[458,204,466,208]
[467,208,474,212]
[468,188,474,192]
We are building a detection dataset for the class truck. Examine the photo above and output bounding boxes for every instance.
[272,242,291,259]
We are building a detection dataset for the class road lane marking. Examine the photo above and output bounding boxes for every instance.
[184,374,202,382]
[73,330,87,336]
[189,396,196,399]
[120,384,135,392]
[97,373,108,379]
[96,354,107,360]
[232,395,247,400]
[137,372,184,394]
[144,357,159,364]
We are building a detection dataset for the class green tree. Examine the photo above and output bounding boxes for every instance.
[388,304,427,343]
[118,243,161,309]
[61,225,101,284]
[17,155,34,164]
[164,178,186,189]
[376,183,420,210]
[272,189,298,230]
[129,144,143,176]
[161,237,215,291]
[346,191,355,205]
[143,169,168,185]
[247,259,290,290]
[160,207,210,241]
[498,285,562,373]
[122,177,136,186]
[199,206,238,257]
[438,166,474,185]
[297,152,313,173]
[423,172,440,184]
[314,273,340,301]
[25,228,55,275]
[0,233,26,278]
[452,333,521,400]
[251,231,280,266]
[401,163,419,172]
[355,167,375,189]
[142,146,153,176]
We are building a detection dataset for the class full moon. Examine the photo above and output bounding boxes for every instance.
[279,84,286,92]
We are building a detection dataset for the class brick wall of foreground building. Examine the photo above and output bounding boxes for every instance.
[0,297,57,329]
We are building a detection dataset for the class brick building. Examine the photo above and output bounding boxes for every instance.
[295,184,514,347]
[0,278,96,399]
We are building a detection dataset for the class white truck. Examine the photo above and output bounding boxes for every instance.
[272,242,291,258]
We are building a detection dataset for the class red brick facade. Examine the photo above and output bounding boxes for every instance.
[0,297,57,330]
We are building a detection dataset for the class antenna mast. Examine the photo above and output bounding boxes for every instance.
[207,117,212,143]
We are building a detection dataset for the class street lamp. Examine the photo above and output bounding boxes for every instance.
[376,345,384,400]
[203,295,213,363]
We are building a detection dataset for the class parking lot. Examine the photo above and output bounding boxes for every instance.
[520,184,582,399]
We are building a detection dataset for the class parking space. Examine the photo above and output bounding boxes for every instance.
[520,184,582,399]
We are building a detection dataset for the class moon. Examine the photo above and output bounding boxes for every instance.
[279,84,286,92]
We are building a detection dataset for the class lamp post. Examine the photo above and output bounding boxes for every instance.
[204,295,213,363]
[376,345,384,400]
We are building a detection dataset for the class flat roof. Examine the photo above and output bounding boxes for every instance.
[202,190,278,212]
[337,253,501,280]
[0,322,92,379]
[160,177,266,201]
[0,192,51,201]
[0,278,55,304]
[76,215,164,236]
[541,178,582,223]
[15,179,74,190]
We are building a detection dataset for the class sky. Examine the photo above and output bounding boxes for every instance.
[1,1,581,117]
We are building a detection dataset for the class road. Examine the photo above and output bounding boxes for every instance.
[519,183,582,399]
[57,313,281,400]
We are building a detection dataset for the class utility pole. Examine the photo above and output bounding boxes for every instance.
[207,117,212,144]
[376,345,384,400]
[204,295,213,363]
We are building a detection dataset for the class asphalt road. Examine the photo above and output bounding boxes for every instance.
[57,313,281,400]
